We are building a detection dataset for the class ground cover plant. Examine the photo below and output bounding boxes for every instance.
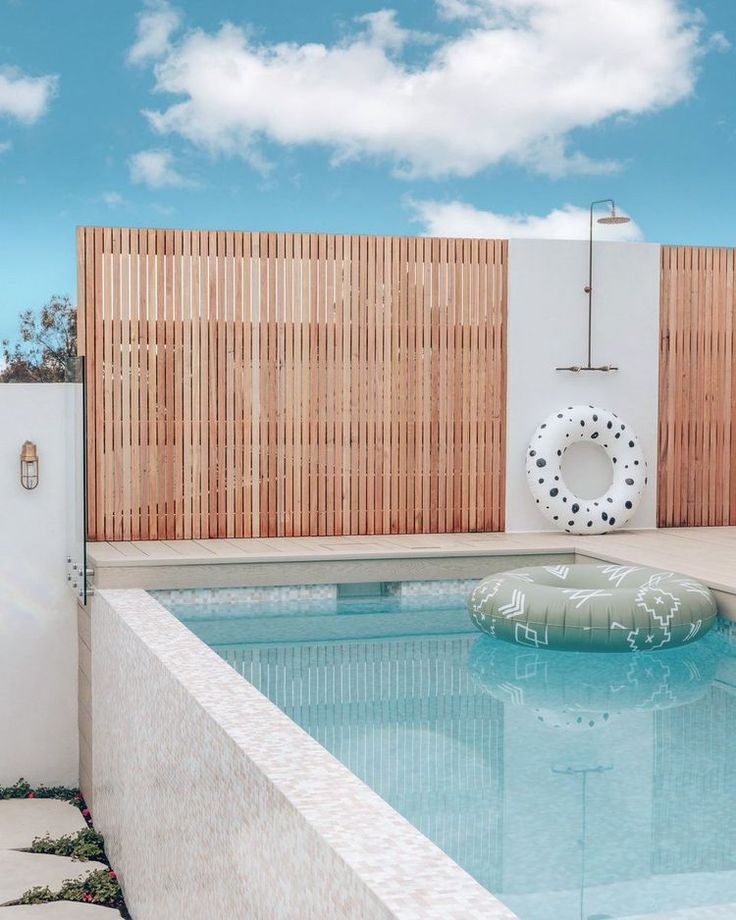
[30,828,106,862]
[12,870,126,914]
[0,778,130,917]
[0,778,81,803]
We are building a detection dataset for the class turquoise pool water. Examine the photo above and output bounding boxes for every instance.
[161,586,736,920]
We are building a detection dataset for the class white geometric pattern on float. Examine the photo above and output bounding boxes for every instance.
[468,563,717,653]
[526,404,647,535]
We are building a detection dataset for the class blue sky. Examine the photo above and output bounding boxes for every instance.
[0,0,734,341]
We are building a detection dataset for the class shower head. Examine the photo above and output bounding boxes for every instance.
[597,203,630,225]
[598,214,630,225]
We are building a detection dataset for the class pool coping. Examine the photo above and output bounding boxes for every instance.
[87,529,736,600]
[88,541,577,567]
[93,587,518,920]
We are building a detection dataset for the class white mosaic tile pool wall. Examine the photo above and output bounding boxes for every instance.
[151,579,479,610]
[91,588,517,920]
[152,583,338,608]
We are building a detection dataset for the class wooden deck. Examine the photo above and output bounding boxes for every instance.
[88,528,736,615]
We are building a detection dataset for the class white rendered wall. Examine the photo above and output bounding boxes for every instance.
[505,239,661,533]
[0,384,78,784]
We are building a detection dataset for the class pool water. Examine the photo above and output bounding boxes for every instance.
[162,586,736,920]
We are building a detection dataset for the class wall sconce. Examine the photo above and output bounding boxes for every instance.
[20,441,39,490]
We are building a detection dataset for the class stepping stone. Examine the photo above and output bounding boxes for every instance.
[0,905,123,918]
[0,852,107,906]
[0,802,86,850]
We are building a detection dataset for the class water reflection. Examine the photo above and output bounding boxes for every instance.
[467,636,717,729]
[466,635,736,920]
[206,606,736,920]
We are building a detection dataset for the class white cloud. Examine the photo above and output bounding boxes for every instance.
[102,191,125,206]
[128,0,182,66]
[139,0,712,178]
[409,198,643,241]
[128,149,192,187]
[708,31,731,53]
[435,0,485,20]
[0,66,57,123]
[354,10,432,51]
[0,140,11,154]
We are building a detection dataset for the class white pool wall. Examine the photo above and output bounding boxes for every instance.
[505,239,661,532]
[91,588,517,920]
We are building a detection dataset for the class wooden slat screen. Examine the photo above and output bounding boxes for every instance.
[658,245,736,526]
[77,228,508,541]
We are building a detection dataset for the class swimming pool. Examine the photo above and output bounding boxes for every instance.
[158,582,736,920]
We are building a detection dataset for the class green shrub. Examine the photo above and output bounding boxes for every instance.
[31,829,106,863]
[14,885,54,904]
[0,778,31,799]
[13,869,126,915]
[30,784,82,802]
[0,778,81,803]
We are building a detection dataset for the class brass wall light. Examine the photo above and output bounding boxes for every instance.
[20,441,39,490]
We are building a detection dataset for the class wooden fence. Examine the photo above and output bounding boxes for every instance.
[658,245,736,526]
[77,227,508,541]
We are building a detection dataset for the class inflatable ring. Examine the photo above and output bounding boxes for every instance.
[468,563,717,652]
[526,405,647,534]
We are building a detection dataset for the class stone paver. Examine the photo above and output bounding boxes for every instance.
[0,852,107,906]
[0,905,123,918]
[0,802,86,850]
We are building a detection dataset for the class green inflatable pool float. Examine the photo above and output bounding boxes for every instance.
[468,563,717,652]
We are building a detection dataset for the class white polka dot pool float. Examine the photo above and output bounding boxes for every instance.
[526,404,647,534]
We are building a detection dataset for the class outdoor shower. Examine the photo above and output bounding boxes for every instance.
[556,198,631,373]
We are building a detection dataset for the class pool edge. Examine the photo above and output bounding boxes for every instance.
[90,587,517,920]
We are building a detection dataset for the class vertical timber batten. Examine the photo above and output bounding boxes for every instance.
[658,244,736,527]
[76,226,508,540]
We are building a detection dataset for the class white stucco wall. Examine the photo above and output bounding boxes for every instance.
[0,384,79,785]
[505,239,661,533]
